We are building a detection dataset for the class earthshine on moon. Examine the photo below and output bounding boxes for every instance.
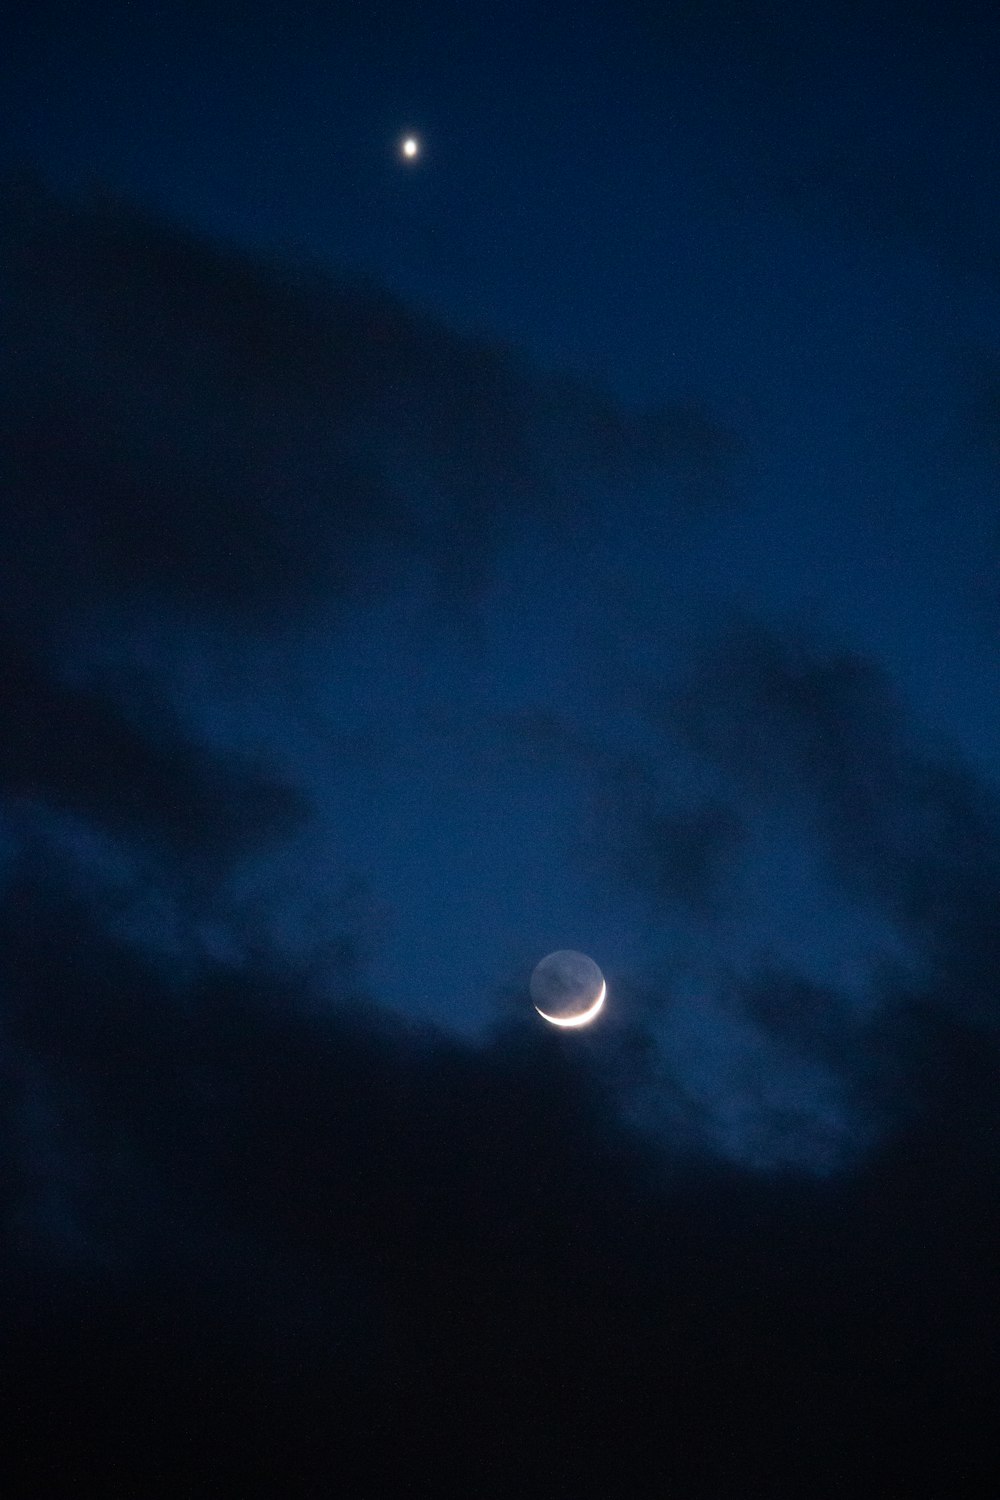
[530,950,606,1028]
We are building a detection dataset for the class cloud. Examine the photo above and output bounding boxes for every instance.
[0,174,996,1486]
[0,868,996,1489]
[0,629,308,869]
[0,177,739,1022]
[723,965,861,1072]
[505,706,746,916]
[503,618,1000,1168]
[1,177,738,628]
[619,799,746,914]
[670,620,1000,979]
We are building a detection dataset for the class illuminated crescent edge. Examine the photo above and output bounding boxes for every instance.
[534,979,606,1028]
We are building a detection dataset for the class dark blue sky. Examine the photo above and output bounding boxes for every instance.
[2,2,999,1487]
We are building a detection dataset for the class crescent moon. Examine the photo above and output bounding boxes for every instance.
[534,980,606,1029]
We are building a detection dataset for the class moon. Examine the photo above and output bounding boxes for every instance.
[530,950,606,1028]
[400,135,420,160]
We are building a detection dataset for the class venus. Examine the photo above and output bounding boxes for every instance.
[530,950,606,1028]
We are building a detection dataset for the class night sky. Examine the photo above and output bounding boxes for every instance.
[2,1,999,1490]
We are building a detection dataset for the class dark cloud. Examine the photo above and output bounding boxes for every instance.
[620,799,745,914]
[638,621,1000,1144]
[0,160,996,1491]
[670,620,1000,965]
[450,650,997,1178]
[0,177,737,1001]
[506,707,746,915]
[724,965,861,1071]
[501,619,999,1171]
[0,7,996,1486]
[0,628,307,868]
[0,872,996,1489]
[1,177,737,627]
